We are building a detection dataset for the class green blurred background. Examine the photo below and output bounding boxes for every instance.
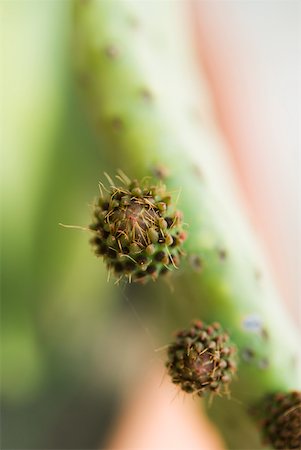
[1,2,129,448]
[1,3,172,447]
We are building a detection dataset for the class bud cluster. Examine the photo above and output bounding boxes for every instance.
[260,391,301,450]
[166,320,237,397]
[89,175,186,283]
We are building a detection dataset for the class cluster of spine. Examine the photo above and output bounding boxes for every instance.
[89,174,186,283]
[166,320,237,397]
[258,391,301,450]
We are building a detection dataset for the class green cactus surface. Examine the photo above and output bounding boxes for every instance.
[73,1,301,448]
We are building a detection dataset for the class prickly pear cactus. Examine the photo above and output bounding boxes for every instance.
[73,1,301,448]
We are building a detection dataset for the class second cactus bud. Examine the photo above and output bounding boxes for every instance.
[166,320,237,397]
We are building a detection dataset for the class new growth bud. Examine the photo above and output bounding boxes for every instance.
[89,173,186,283]
[259,391,301,450]
[166,320,237,397]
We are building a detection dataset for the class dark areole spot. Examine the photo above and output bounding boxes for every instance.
[146,265,157,275]
[107,248,117,259]
[241,348,256,362]
[104,45,120,59]
[261,328,269,341]
[111,117,124,132]
[258,358,269,370]
[102,230,110,239]
[155,251,165,262]
[114,262,123,273]
[218,248,227,261]
[152,164,170,180]
[140,87,153,102]
[165,217,173,228]
[189,255,203,272]
[124,260,136,272]
[136,255,148,266]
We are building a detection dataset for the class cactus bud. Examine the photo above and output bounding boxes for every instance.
[257,391,301,450]
[89,174,186,283]
[166,320,237,397]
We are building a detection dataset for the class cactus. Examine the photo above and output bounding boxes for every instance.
[73,1,300,448]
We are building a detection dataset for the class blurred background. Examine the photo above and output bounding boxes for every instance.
[1,1,299,449]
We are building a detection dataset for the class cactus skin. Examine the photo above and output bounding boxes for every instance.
[89,174,186,283]
[166,320,237,398]
[255,391,301,449]
[74,1,301,448]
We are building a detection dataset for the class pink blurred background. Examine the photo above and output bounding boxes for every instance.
[194,0,300,321]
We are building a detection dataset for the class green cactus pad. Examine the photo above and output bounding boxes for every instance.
[89,173,186,283]
[259,391,301,449]
[166,320,237,397]
[74,0,301,446]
